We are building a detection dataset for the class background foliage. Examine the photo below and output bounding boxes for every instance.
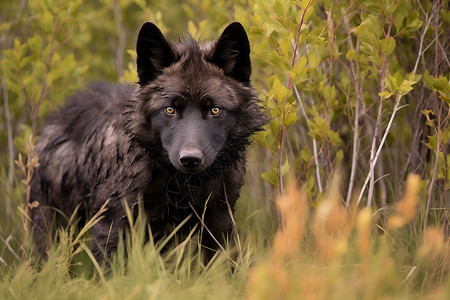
[0,0,449,299]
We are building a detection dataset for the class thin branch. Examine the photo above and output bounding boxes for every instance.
[346,88,360,208]
[341,6,362,208]
[413,12,432,74]
[291,0,314,69]
[357,94,404,205]
[366,90,385,207]
[326,2,334,85]
[2,75,14,184]
[277,0,314,195]
[366,8,394,207]
[294,85,323,192]
[423,106,442,233]
[424,0,443,234]
[113,0,126,78]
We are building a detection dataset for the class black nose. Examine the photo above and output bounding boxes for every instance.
[179,149,204,169]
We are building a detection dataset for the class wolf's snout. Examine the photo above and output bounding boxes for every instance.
[179,149,204,169]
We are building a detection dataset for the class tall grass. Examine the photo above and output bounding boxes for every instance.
[1,173,448,299]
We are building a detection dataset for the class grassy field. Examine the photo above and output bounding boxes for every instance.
[0,174,448,299]
[0,0,449,299]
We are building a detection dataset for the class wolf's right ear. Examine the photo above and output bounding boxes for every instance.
[136,22,175,85]
[211,22,251,84]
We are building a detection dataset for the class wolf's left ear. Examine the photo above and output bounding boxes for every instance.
[136,22,175,85]
[211,22,251,84]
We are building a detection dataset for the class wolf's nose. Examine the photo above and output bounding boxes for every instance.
[179,149,204,168]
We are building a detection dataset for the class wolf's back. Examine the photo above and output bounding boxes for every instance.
[30,83,136,254]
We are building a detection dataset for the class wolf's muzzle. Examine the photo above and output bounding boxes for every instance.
[179,148,204,170]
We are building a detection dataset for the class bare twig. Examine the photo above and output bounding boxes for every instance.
[424,0,443,234]
[294,86,323,192]
[366,92,385,207]
[345,86,361,208]
[357,95,404,205]
[366,9,394,208]
[291,0,314,69]
[341,6,362,208]
[113,0,126,78]
[2,75,14,184]
[326,2,334,85]
[423,103,443,233]
[413,12,432,74]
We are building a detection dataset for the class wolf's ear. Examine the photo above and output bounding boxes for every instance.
[211,22,251,84]
[136,22,175,85]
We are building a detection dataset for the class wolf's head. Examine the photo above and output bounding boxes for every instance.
[125,22,266,174]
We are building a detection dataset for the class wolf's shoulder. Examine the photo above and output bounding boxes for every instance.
[37,82,134,151]
[47,82,132,130]
[61,82,134,114]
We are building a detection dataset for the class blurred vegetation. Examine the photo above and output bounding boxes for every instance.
[0,0,449,299]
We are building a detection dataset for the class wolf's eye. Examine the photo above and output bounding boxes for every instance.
[210,107,221,116]
[164,106,175,115]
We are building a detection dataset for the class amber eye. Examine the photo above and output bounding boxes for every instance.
[211,107,221,115]
[165,106,175,115]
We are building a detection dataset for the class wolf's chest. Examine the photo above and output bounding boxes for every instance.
[164,175,210,224]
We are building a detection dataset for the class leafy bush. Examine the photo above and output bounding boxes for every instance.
[0,0,448,299]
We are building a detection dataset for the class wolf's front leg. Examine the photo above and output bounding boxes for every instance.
[90,217,126,265]
[31,204,54,259]
[200,206,235,262]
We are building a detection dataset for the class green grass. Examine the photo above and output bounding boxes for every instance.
[0,176,448,300]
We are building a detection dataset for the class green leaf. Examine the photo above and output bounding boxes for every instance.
[335,150,343,164]
[300,148,311,162]
[397,79,414,96]
[292,56,307,77]
[273,0,285,17]
[426,135,437,150]
[308,52,320,70]
[272,78,288,102]
[394,71,403,87]
[406,12,423,32]
[327,129,343,146]
[346,49,356,61]
[432,76,449,93]
[27,34,42,53]
[421,110,434,116]
[261,171,278,186]
[379,90,394,100]
[308,116,328,140]
[385,3,397,16]
[380,37,396,56]
[281,159,290,176]
[255,131,270,150]
[285,109,298,126]
[354,15,381,43]
[423,73,435,91]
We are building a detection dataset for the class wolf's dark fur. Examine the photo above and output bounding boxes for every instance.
[30,22,266,262]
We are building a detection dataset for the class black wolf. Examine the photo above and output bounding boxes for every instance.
[30,22,266,262]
